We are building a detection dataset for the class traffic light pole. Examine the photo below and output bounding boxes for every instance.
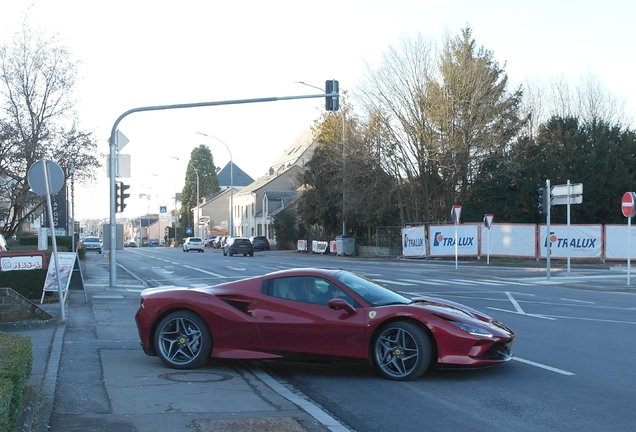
[107,88,339,287]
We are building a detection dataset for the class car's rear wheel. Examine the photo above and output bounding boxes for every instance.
[373,321,431,381]
[154,311,212,369]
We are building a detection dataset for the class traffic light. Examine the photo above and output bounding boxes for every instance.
[117,182,130,213]
[535,187,548,215]
[325,79,339,111]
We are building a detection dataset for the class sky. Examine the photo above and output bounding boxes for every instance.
[2,0,635,220]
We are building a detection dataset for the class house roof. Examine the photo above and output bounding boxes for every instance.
[267,129,314,174]
[216,162,253,187]
[235,165,299,197]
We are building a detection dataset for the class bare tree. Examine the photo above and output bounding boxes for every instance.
[523,73,629,137]
[356,28,525,223]
[356,32,440,223]
[0,19,99,233]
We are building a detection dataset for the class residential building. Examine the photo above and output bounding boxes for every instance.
[232,129,316,245]
[196,161,254,239]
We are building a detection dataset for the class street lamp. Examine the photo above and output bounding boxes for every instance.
[196,132,234,237]
[193,167,200,238]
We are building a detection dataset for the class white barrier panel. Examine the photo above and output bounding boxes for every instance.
[297,240,307,251]
[429,225,478,257]
[312,240,329,254]
[538,224,602,259]
[605,225,636,259]
[480,224,536,258]
[402,226,426,257]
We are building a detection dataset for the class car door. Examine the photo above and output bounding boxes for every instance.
[252,276,367,359]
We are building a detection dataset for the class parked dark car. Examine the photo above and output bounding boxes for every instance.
[213,236,227,249]
[249,236,270,251]
[223,237,254,256]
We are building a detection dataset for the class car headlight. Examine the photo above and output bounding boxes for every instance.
[449,321,493,338]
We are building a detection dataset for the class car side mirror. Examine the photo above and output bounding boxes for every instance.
[328,298,356,315]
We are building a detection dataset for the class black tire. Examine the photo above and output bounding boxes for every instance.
[154,310,212,369]
[249,253,254,257]
[373,321,431,381]
[229,251,233,257]
[223,250,227,256]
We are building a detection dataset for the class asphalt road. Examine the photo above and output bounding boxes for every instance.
[115,247,636,432]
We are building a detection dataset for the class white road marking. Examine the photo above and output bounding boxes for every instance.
[487,306,557,320]
[418,279,446,285]
[506,291,525,314]
[182,265,227,278]
[561,298,595,304]
[454,278,505,285]
[513,357,575,376]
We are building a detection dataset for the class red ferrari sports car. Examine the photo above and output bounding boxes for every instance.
[135,268,515,381]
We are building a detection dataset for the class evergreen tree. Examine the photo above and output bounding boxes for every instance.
[178,145,219,238]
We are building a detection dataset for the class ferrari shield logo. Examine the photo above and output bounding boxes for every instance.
[368,311,377,319]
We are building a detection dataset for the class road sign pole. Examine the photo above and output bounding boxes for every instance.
[567,180,571,273]
[621,192,636,286]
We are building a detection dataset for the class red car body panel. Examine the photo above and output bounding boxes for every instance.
[135,268,514,368]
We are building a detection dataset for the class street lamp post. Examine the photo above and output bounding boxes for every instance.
[196,132,234,237]
[193,167,200,238]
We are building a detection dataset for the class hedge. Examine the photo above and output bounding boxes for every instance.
[0,332,32,432]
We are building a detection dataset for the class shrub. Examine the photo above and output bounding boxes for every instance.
[0,332,32,432]
[0,269,46,300]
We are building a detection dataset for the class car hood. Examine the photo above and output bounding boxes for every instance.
[409,295,512,334]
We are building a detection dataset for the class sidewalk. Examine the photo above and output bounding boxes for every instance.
[3,254,347,432]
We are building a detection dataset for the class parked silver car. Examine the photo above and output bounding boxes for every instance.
[82,236,102,254]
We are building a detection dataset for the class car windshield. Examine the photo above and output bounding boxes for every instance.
[190,238,202,242]
[334,271,413,307]
[84,237,99,242]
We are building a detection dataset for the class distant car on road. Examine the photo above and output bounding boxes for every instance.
[82,236,102,254]
[213,236,227,249]
[223,237,254,257]
[249,236,270,251]
[183,237,204,253]
[126,241,138,248]
[206,236,218,248]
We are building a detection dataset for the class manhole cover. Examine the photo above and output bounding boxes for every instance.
[159,371,233,383]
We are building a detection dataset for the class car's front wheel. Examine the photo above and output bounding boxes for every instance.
[154,310,212,369]
[373,321,431,381]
